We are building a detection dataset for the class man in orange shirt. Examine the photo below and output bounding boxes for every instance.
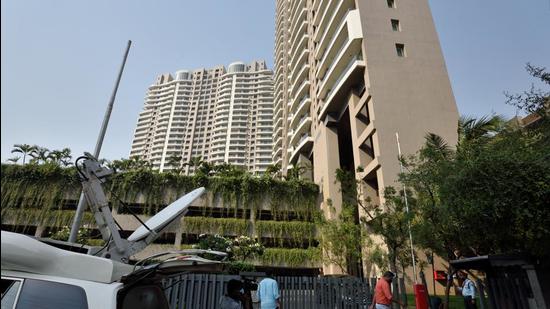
[372,271,406,309]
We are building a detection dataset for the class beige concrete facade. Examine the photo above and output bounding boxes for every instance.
[131,61,274,174]
[275,0,459,277]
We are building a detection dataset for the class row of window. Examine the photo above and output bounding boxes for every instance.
[388,0,407,57]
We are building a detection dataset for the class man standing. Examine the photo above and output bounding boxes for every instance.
[220,279,244,309]
[372,271,406,309]
[257,272,280,309]
[457,271,476,309]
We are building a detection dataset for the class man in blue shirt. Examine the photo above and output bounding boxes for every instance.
[457,271,477,309]
[257,272,280,309]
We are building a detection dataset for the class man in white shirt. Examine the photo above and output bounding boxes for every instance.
[457,271,477,309]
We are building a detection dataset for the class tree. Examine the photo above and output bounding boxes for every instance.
[29,146,50,164]
[285,162,311,180]
[183,157,205,175]
[324,168,415,283]
[400,112,549,307]
[11,144,36,165]
[230,235,265,262]
[109,156,152,172]
[194,234,264,262]
[166,154,183,174]
[48,148,72,166]
[358,186,415,280]
[6,157,20,164]
[506,63,549,117]
[264,163,282,179]
[212,162,247,178]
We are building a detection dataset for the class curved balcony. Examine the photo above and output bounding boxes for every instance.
[313,0,327,26]
[289,64,309,97]
[289,98,311,128]
[291,97,311,128]
[289,134,314,165]
[289,35,308,67]
[318,56,365,121]
[289,21,308,53]
[274,116,283,130]
[289,114,312,146]
[292,80,310,105]
[290,7,307,41]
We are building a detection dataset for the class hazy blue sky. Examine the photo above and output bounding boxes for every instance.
[2,0,549,162]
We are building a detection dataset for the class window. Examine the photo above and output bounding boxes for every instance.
[2,278,23,308]
[396,43,406,57]
[391,19,400,31]
[4,278,88,309]
[387,0,395,8]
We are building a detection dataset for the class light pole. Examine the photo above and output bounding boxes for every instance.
[395,132,418,283]
[68,40,132,243]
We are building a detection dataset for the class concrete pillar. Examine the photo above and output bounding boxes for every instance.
[174,221,183,249]
[314,123,344,275]
[297,153,313,181]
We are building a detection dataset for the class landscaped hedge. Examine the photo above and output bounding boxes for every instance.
[1,163,323,268]
[1,163,320,229]
[1,208,95,228]
[182,217,251,236]
[255,220,317,246]
[260,247,321,267]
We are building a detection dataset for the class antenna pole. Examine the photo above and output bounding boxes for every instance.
[396,132,418,283]
[69,40,132,243]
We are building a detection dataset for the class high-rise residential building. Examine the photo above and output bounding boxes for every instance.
[130,60,274,174]
[274,0,459,275]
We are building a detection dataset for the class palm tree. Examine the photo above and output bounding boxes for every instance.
[167,154,183,173]
[457,115,504,144]
[264,163,282,179]
[29,146,50,164]
[48,148,72,166]
[422,133,452,160]
[183,157,205,175]
[7,157,20,164]
[58,148,72,166]
[11,144,36,165]
[285,163,310,180]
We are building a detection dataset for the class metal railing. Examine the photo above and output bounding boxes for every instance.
[162,273,373,309]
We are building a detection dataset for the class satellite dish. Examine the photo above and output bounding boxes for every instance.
[127,187,205,242]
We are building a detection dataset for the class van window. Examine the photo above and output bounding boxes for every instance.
[1,278,23,309]
[14,279,88,309]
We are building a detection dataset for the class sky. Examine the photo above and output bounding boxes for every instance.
[2,0,549,162]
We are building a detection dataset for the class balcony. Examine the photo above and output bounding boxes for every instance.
[289,21,308,54]
[290,90,311,114]
[289,35,308,68]
[290,101,311,129]
[318,56,365,121]
[313,0,326,26]
[290,49,309,81]
[293,96,311,123]
[289,134,314,164]
[289,114,312,146]
[289,65,309,97]
[292,80,310,106]
[316,9,362,80]
[290,6,307,38]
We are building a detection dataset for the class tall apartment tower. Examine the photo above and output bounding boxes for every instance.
[274,0,459,274]
[130,60,274,174]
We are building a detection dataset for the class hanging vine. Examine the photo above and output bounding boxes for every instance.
[259,247,321,267]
